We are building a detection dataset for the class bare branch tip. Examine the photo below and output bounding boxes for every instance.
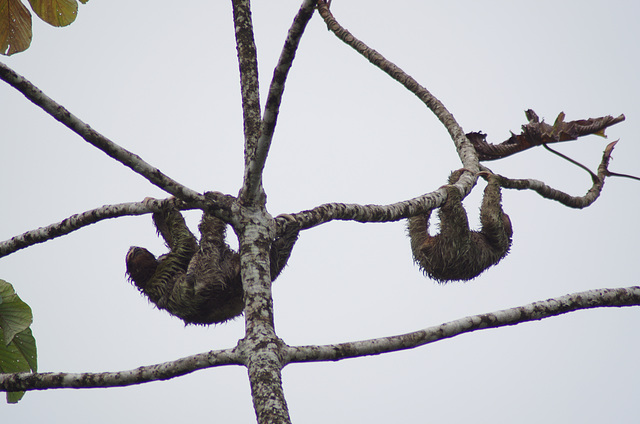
[605,139,619,155]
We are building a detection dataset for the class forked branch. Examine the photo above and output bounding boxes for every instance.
[490,140,617,208]
[3,286,637,392]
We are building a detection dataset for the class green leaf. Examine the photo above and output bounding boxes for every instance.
[0,281,37,404]
[28,0,77,27]
[0,327,37,403]
[0,279,33,345]
[0,0,33,56]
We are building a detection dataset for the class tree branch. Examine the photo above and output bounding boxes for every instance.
[235,205,293,424]
[316,0,477,173]
[275,189,446,232]
[232,0,264,205]
[284,286,640,363]
[251,0,317,196]
[0,62,203,204]
[0,347,241,392]
[489,140,617,208]
[275,127,620,234]
[4,286,637,392]
[231,2,295,422]
[0,198,200,258]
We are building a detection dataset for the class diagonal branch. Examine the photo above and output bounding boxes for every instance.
[469,110,625,161]
[489,140,617,208]
[0,62,203,203]
[0,198,197,258]
[316,0,477,172]
[252,0,317,195]
[0,347,241,392]
[0,191,238,258]
[284,286,640,364]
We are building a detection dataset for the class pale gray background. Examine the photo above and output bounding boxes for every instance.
[1,1,639,422]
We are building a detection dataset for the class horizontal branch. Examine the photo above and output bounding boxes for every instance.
[0,347,241,392]
[3,286,637,392]
[284,286,640,364]
[275,189,447,232]
[0,62,203,203]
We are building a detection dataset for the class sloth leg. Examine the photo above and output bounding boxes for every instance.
[269,221,300,280]
[130,209,301,325]
[183,214,300,324]
[470,173,512,273]
[408,170,473,282]
[182,213,244,325]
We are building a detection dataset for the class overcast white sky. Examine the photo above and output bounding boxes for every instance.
[1,1,639,422]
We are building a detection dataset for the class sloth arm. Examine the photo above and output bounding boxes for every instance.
[143,210,198,313]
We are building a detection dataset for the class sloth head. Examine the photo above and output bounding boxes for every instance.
[125,246,158,288]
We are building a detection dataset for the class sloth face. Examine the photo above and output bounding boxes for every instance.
[126,246,158,288]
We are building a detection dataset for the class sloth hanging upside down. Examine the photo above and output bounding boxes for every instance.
[126,208,298,325]
[408,169,513,282]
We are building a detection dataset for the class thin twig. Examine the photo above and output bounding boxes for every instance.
[542,143,599,182]
[487,141,617,208]
[607,171,640,182]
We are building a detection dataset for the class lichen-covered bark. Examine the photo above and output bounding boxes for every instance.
[232,0,264,204]
[3,287,639,393]
[235,207,292,424]
[230,1,296,421]
[283,286,640,364]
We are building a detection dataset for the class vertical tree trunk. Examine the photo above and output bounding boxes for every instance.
[236,209,292,424]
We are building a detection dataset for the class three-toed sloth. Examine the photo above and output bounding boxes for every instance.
[408,170,512,282]
[126,208,298,325]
